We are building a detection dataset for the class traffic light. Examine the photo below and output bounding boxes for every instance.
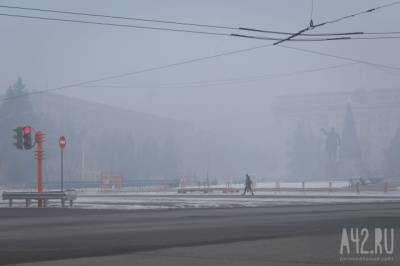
[23,126,33,150]
[13,127,23,150]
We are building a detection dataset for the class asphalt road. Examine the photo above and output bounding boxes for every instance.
[1,202,400,265]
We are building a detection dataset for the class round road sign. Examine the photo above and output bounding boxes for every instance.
[59,136,66,149]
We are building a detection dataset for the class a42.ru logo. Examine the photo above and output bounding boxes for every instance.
[340,227,394,255]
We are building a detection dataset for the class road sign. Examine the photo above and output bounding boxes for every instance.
[59,136,66,149]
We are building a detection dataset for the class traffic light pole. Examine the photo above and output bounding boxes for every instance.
[61,149,64,191]
[58,136,66,192]
[35,131,44,208]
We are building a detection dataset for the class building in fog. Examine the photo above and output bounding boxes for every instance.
[274,88,400,180]
[0,89,272,186]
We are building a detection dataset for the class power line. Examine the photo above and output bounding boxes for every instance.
[3,39,400,102]
[0,4,238,30]
[238,27,363,36]
[0,62,360,120]
[310,0,315,23]
[315,0,400,28]
[0,12,367,42]
[362,31,400,35]
[2,43,275,101]
[351,36,400,40]
[233,33,351,41]
[274,27,313,45]
[79,62,358,89]
[1,3,400,41]
[273,0,400,45]
[2,13,400,43]
[2,2,400,101]
[0,4,367,37]
[233,33,400,41]
[238,28,400,37]
[0,13,231,37]
[4,4,400,38]
[0,13,359,42]
[279,45,400,71]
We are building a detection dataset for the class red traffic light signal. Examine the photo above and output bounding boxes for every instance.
[22,126,33,150]
[23,126,31,135]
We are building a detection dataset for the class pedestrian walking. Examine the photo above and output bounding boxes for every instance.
[242,174,254,196]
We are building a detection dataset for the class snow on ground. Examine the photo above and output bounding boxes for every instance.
[181,180,351,190]
[2,194,400,210]
[72,194,400,210]
[1,181,399,210]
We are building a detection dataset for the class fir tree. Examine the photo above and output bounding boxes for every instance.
[0,77,36,184]
[340,104,361,160]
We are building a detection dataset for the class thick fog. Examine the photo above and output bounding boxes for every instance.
[1,0,400,183]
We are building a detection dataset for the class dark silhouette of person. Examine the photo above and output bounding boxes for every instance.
[355,181,360,194]
[321,127,341,161]
[242,174,254,196]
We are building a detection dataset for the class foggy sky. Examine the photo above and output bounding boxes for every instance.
[1,0,400,148]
